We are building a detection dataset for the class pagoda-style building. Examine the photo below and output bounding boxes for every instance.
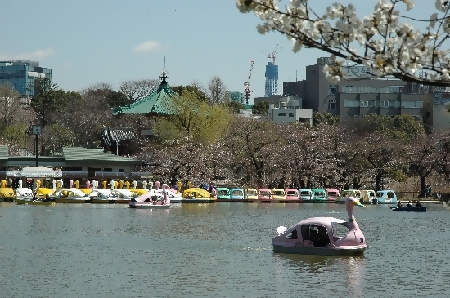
[112,70,178,116]
[101,127,136,156]
[102,70,179,155]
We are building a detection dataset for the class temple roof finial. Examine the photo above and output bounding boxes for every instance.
[159,56,168,84]
[159,70,168,84]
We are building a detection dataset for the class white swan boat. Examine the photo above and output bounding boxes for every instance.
[90,189,118,204]
[54,188,90,203]
[113,189,136,203]
[15,187,34,201]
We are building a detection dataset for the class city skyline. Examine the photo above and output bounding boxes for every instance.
[0,0,434,102]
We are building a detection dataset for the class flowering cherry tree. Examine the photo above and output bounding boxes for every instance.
[139,140,226,185]
[405,131,444,195]
[436,134,450,179]
[237,0,450,86]
[358,131,405,190]
[222,118,281,187]
[315,124,363,188]
[119,79,160,102]
[274,123,335,188]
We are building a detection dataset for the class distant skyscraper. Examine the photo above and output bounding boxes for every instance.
[265,59,278,96]
[0,60,52,96]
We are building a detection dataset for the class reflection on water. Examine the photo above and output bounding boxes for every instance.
[274,253,366,297]
[342,256,366,297]
[0,202,14,208]
[273,253,361,273]
[0,202,449,297]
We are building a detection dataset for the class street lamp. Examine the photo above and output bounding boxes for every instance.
[116,140,120,156]
[24,129,28,149]
[31,125,42,166]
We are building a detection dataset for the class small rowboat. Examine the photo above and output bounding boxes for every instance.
[129,201,170,209]
[390,206,427,212]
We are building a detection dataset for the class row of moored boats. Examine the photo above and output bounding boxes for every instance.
[13,183,184,209]
[216,188,400,204]
[8,181,424,211]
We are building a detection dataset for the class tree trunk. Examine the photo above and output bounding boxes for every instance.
[256,170,264,188]
[212,161,217,180]
[375,173,382,191]
[420,175,426,197]
[245,172,251,187]
[352,177,361,189]
[278,177,286,189]
[299,179,305,189]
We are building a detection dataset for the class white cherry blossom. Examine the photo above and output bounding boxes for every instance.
[237,0,450,86]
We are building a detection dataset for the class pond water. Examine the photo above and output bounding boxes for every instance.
[0,202,449,298]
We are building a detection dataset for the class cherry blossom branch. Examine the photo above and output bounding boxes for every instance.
[237,0,450,86]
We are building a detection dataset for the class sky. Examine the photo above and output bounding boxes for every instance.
[0,0,436,102]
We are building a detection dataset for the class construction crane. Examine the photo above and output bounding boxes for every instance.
[264,44,282,65]
[244,60,255,105]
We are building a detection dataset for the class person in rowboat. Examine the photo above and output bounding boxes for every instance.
[161,183,169,205]
[416,200,422,208]
[406,201,413,207]
[397,201,403,208]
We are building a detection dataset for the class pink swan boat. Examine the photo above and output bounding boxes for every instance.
[129,183,171,209]
[272,197,367,256]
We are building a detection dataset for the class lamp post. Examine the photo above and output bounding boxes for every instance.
[31,125,42,167]
[116,140,120,156]
[24,130,27,148]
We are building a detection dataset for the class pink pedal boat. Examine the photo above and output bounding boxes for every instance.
[272,197,367,256]
[129,184,171,209]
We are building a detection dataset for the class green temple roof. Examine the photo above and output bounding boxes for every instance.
[112,71,178,116]
[62,147,138,163]
[0,145,8,160]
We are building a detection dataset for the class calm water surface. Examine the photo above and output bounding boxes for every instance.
[0,202,449,298]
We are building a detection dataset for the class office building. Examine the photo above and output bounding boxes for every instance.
[253,95,313,125]
[0,60,52,96]
[282,57,450,129]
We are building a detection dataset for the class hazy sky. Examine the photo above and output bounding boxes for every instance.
[0,0,434,101]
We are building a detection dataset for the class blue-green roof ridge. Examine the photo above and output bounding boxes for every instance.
[112,71,178,116]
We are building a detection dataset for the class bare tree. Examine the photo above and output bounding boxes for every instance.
[0,84,36,150]
[119,79,160,102]
[88,82,113,91]
[208,76,229,104]
[190,80,207,93]
[44,86,115,150]
[0,83,30,127]
[237,0,450,86]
